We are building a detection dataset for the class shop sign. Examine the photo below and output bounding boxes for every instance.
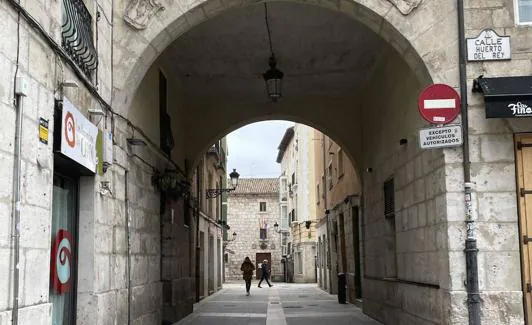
[467,29,511,61]
[50,229,74,294]
[419,124,463,149]
[61,98,98,173]
[486,100,532,118]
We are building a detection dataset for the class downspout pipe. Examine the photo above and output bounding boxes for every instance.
[125,170,131,325]
[195,169,201,302]
[457,1,481,324]
[322,134,330,291]
[11,94,23,325]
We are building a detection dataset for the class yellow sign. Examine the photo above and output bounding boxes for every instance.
[39,118,49,144]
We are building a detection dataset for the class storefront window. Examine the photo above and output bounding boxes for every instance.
[517,0,532,24]
[50,174,78,325]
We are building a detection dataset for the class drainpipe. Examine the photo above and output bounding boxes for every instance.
[11,94,23,325]
[321,133,330,291]
[457,1,481,324]
[124,170,131,325]
[195,168,201,302]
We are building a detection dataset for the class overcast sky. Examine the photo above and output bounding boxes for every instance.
[227,120,295,178]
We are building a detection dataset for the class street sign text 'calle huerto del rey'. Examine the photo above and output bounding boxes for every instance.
[467,28,511,62]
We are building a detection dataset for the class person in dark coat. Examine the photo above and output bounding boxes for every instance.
[240,257,255,296]
[258,259,273,288]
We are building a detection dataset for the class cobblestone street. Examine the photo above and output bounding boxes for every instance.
[173,283,382,325]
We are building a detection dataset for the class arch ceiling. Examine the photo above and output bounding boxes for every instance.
[126,1,437,175]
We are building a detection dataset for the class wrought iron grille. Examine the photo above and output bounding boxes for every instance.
[62,0,98,78]
[384,178,395,218]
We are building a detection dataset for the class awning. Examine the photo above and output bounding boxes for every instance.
[473,76,532,118]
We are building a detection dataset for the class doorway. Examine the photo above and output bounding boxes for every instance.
[516,134,532,324]
[352,206,362,300]
[255,252,271,279]
[50,173,79,325]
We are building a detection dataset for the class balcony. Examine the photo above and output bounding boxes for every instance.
[62,0,98,78]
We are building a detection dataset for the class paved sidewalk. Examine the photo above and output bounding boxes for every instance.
[174,282,382,325]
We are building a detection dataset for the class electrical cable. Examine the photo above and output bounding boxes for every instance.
[96,2,113,26]
[264,3,274,57]
[6,0,188,178]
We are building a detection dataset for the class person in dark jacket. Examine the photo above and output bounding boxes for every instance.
[258,259,273,288]
[240,257,255,296]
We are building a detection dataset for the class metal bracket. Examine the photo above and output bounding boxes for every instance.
[517,141,532,150]
[527,283,532,292]
[524,235,532,245]
[206,187,235,199]
[520,188,532,197]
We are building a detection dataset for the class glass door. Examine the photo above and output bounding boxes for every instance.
[50,174,78,325]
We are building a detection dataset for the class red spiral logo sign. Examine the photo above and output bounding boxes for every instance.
[64,111,76,148]
[50,229,73,294]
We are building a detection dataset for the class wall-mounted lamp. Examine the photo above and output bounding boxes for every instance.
[152,170,190,199]
[225,232,237,242]
[305,220,313,229]
[273,221,282,233]
[206,169,240,199]
[365,168,372,173]
[399,138,408,146]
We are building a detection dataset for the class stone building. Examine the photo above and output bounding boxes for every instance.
[190,139,227,300]
[224,179,282,282]
[3,0,532,324]
[314,131,362,303]
[276,124,318,283]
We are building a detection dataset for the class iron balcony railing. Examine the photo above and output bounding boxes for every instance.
[62,0,98,78]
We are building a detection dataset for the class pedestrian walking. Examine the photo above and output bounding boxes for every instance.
[258,259,273,288]
[240,256,255,296]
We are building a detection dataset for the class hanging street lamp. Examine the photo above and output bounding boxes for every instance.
[263,55,284,102]
[262,3,284,102]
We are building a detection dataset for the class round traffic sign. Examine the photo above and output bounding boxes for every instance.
[418,84,461,124]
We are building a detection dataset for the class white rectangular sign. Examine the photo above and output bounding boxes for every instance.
[424,99,456,109]
[467,29,511,61]
[419,125,463,149]
[61,97,98,173]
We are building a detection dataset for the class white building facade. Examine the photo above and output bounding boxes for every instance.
[277,124,317,283]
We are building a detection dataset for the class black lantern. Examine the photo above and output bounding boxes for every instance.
[263,56,284,102]
[229,168,240,188]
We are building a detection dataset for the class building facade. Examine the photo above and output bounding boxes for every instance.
[190,139,227,300]
[277,124,317,283]
[3,0,532,324]
[224,179,282,282]
[313,131,362,304]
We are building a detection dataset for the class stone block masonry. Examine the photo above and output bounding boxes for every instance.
[226,187,282,282]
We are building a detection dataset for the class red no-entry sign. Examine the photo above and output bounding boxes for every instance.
[418,84,461,124]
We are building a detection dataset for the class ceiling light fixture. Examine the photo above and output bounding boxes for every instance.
[262,4,284,102]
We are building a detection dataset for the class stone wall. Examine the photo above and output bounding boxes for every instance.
[360,46,446,325]
[458,2,530,325]
[225,192,282,281]
[0,1,194,324]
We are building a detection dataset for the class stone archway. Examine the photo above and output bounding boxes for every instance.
[112,0,458,114]
[117,1,474,324]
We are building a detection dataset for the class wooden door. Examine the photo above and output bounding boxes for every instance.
[516,134,532,324]
[255,253,271,279]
